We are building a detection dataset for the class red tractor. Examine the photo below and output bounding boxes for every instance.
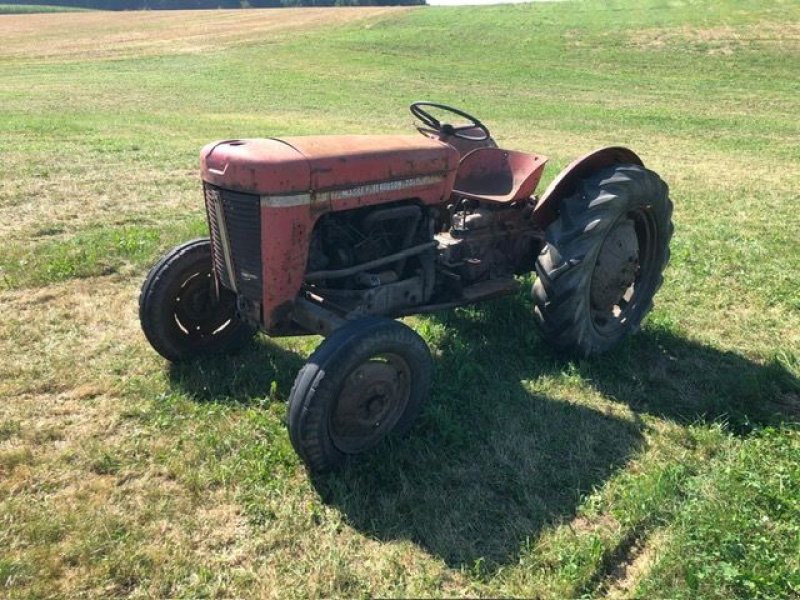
[140,102,673,471]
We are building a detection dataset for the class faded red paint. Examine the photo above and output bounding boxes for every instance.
[200,134,619,331]
[280,135,458,193]
[202,138,311,195]
[453,147,548,204]
[202,135,461,330]
[260,204,309,330]
[201,135,459,199]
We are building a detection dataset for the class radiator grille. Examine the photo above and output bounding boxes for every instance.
[204,184,263,301]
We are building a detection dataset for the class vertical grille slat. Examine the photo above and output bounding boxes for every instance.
[204,184,263,301]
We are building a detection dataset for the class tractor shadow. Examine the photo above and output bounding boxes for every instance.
[166,336,306,405]
[166,292,798,571]
[314,292,799,570]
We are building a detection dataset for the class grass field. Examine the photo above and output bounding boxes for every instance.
[0,4,92,13]
[1,1,799,597]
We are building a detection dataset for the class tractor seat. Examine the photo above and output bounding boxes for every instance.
[453,147,548,204]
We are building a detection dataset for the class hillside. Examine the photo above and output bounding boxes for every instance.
[0,0,423,10]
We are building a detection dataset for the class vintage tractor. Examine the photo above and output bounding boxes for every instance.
[140,102,673,471]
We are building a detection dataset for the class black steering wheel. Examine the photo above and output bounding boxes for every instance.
[410,101,491,142]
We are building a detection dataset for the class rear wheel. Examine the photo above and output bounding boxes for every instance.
[287,317,433,472]
[532,164,673,356]
[139,239,256,362]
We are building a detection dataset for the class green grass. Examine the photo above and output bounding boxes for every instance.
[0,3,92,12]
[638,426,800,599]
[0,1,798,598]
[0,218,206,289]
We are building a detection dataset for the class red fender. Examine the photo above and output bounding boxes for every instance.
[531,146,644,228]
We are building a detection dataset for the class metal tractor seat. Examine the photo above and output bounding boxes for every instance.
[453,147,548,204]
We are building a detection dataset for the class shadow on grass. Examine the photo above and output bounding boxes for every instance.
[316,294,799,569]
[166,335,306,405]
[167,292,798,569]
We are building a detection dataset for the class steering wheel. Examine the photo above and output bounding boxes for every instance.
[410,101,491,142]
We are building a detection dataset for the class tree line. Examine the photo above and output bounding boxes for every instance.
[9,0,424,9]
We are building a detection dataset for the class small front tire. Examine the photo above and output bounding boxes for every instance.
[139,238,256,362]
[287,317,433,472]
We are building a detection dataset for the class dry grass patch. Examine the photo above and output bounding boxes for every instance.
[604,528,668,599]
[628,22,800,54]
[0,7,411,62]
[0,146,198,243]
[0,275,148,396]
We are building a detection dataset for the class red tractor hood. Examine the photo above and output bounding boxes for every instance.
[201,135,460,196]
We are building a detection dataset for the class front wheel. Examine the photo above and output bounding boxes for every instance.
[139,238,256,362]
[287,317,433,472]
[532,164,673,356]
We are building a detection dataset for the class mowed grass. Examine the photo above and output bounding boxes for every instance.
[1,1,799,598]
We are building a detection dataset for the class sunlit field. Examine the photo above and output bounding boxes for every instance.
[1,1,798,597]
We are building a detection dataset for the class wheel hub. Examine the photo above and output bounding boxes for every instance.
[591,218,639,312]
[173,271,236,338]
[178,274,215,319]
[330,356,411,454]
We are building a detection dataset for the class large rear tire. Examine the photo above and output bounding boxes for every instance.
[287,317,433,472]
[139,239,256,362]
[532,164,673,356]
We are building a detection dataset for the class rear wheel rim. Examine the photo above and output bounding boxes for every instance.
[589,206,659,336]
[330,353,412,454]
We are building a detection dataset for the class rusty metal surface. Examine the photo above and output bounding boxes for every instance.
[260,203,310,331]
[590,218,639,312]
[330,354,411,454]
[290,297,346,337]
[201,138,645,334]
[453,148,548,203]
[281,135,458,192]
[201,138,311,195]
[203,135,462,330]
[201,135,459,200]
[432,129,497,159]
[532,146,644,228]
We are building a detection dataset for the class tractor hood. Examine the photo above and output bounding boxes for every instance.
[201,135,460,196]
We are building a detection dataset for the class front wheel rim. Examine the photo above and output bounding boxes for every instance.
[329,353,412,454]
[173,270,237,341]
